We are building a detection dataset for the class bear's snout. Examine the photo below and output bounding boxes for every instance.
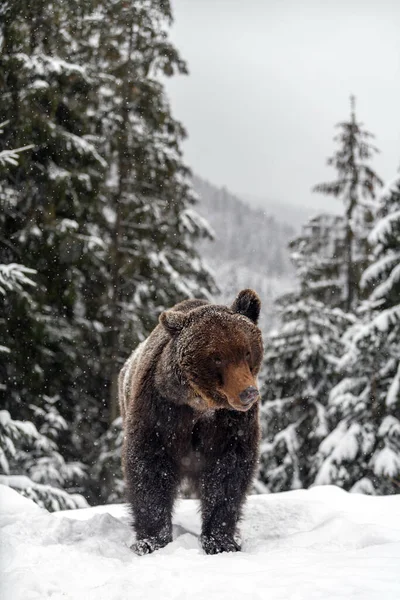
[239,386,259,406]
[219,362,259,411]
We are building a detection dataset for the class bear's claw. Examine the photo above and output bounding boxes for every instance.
[131,536,170,555]
[201,534,241,555]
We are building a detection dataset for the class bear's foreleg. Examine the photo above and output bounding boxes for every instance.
[125,436,180,555]
[199,413,259,554]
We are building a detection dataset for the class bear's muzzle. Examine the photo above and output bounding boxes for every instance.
[219,362,260,411]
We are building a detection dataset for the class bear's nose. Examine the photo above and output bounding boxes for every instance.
[239,386,259,406]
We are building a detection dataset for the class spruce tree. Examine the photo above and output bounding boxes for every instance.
[1,0,216,505]
[313,173,400,494]
[259,215,354,491]
[0,121,37,363]
[313,97,383,310]
[88,0,216,424]
[0,116,88,509]
[0,408,88,511]
[0,0,107,428]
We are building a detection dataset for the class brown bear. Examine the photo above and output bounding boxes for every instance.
[119,289,263,555]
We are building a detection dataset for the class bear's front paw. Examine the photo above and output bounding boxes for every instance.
[131,536,170,556]
[201,533,241,555]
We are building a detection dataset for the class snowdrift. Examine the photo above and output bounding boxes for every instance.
[1,484,399,600]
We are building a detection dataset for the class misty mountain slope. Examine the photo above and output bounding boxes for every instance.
[193,175,295,332]
[242,193,327,230]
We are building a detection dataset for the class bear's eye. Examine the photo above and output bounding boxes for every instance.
[213,356,222,366]
[246,351,251,362]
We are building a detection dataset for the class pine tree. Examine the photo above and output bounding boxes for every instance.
[0,121,36,354]
[313,173,400,494]
[288,213,346,307]
[0,0,107,428]
[1,0,216,505]
[313,97,383,310]
[258,215,354,491]
[0,409,88,511]
[87,0,216,424]
[0,122,87,509]
[364,174,400,314]
[0,121,35,300]
[93,417,124,503]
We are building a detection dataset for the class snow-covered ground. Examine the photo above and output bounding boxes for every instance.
[1,484,399,600]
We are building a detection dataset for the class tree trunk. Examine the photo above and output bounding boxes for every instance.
[108,203,123,424]
[345,108,358,312]
[107,20,134,425]
[345,211,354,312]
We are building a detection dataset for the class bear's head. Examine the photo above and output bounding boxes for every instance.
[160,289,263,412]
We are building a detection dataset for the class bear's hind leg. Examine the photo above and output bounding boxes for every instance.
[125,441,180,555]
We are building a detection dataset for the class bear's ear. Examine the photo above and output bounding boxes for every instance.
[231,289,261,324]
[159,310,187,336]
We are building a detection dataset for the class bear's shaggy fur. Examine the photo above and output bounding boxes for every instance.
[119,289,263,555]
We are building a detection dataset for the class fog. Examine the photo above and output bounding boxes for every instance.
[166,0,400,212]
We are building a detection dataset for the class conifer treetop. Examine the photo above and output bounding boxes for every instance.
[313,96,383,214]
[312,96,383,310]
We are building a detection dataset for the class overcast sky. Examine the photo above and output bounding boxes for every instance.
[166,0,400,212]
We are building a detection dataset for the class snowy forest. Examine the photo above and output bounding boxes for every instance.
[1,0,399,514]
